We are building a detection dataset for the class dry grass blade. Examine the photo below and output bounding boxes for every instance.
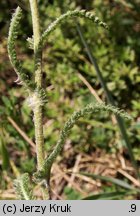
[78,72,102,103]
[8,117,36,152]
[78,72,117,124]
[118,169,140,187]
[53,164,87,196]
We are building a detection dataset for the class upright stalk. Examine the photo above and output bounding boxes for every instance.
[29,0,44,170]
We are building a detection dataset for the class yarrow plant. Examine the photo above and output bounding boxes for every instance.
[8,0,131,199]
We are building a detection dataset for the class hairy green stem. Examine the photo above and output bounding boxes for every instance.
[29,0,40,51]
[29,0,44,171]
[33,105,44,170]
[29,0,42,86]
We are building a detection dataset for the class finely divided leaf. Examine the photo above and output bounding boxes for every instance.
[14,173,35,200]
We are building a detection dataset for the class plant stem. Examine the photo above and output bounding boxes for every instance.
[29,0,42,86]
[29,0,44,170]
[29,0,40,50]
[34,105,44,170]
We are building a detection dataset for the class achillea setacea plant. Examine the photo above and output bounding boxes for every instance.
[8,0,131,199]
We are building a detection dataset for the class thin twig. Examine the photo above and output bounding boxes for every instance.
[118,169,140,187]
[78,72,117,124]
[7,116,36,151]
[68,154,81,187]
[54,164,87,196]
[78,72,102,103]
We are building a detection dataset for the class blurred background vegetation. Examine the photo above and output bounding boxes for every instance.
[0,0,140,199]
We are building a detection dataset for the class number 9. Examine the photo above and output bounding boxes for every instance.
[131,204,136,212]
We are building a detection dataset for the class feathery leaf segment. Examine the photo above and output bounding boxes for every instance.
[33,10,108,85]
[39,102,131,179]
[14,173,35,200]
[8,7,32,89]
[37,9,108,53]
